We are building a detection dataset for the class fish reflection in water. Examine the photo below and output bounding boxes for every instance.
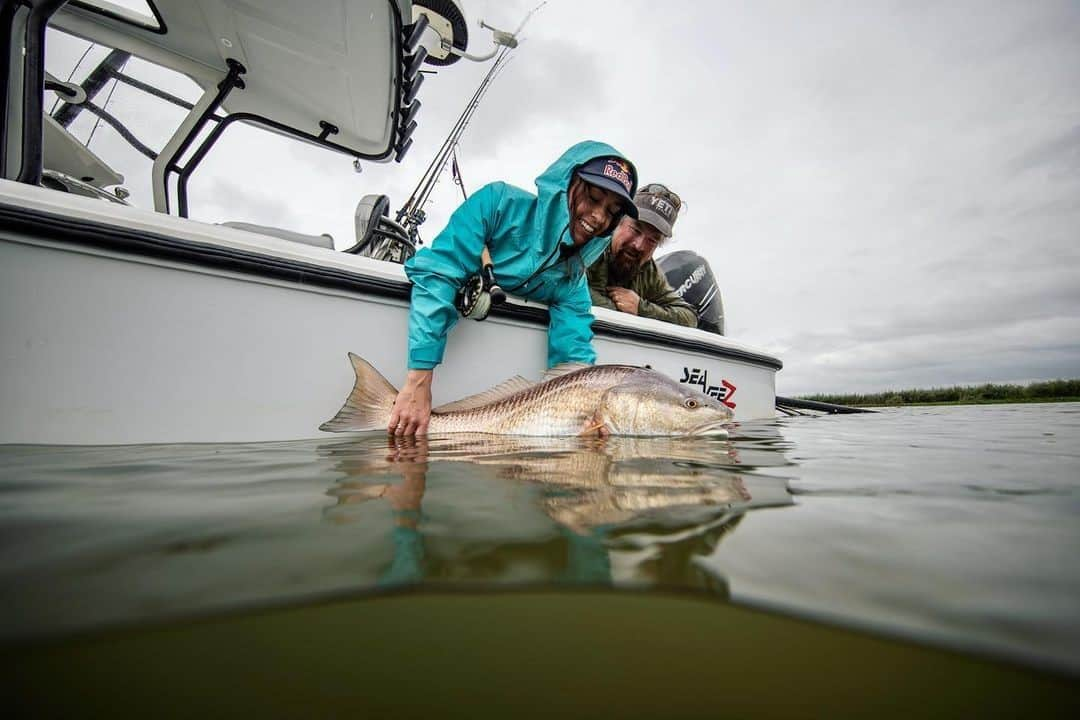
[0,427,792,642]
[320,434,791,590]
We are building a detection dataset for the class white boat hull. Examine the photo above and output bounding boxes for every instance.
[1,183,781,445]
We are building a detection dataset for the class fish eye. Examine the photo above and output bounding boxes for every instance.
[684,398,699,409]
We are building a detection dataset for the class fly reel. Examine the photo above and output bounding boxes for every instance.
[455,263,505,320]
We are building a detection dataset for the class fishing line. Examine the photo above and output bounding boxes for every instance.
[86,54,129,149]
[50,41,95,115]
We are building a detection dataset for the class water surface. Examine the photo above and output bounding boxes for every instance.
[1,403,1078,676]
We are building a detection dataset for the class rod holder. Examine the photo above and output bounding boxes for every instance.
[403,72,425,105]
[404,47,428,82]
[401,99,421,127]
[403,14,430,54]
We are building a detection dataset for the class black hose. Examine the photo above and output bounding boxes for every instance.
[79,102,158,160]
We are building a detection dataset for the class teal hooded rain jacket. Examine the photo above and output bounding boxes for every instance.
[404,140,636,370]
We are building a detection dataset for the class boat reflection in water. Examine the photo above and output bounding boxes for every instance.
[319,433,793,591]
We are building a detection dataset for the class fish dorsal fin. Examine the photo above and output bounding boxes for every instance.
[541,362,591,382]
[432,376,535,414]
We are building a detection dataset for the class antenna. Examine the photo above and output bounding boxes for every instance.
[396,3,546,243]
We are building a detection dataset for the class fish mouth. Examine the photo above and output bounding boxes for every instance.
[689,420,731,437]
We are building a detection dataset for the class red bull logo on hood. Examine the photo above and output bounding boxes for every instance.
[602,159,634,194]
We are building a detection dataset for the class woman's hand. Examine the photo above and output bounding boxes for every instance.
[388,369,433,436]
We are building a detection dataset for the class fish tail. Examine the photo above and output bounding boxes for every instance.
[319,353,398,432]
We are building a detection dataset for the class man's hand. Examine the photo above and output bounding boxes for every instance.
[388,369,433,436]
[606,287,641,315]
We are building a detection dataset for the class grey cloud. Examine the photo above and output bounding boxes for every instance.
[779,318,1080,395]
[1007,125,1080,175]
[765,258,1080,395]
[1011,194,1080,223]
[462,38,609,153]
[783,271,1080,357]
[920,235,1080,279]
[193,177,292,229]
[953,205,986,222]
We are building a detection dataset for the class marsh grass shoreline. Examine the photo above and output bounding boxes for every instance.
[800,380,1080,408]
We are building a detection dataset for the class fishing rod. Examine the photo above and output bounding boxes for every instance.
[396,46,513,236]
[396,2,545,243]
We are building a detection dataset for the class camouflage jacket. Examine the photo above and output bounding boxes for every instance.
[587,249,698,328]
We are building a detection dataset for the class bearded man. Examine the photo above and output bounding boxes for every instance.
[587,183,697,327]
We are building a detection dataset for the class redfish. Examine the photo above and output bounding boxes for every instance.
[321,354,732,437]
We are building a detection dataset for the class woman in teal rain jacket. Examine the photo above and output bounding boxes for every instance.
[389,140,639,435]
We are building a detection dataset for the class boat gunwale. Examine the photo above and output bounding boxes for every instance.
[0,199,784,371]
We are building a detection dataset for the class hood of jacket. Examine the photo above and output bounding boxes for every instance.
[531,139,638,268]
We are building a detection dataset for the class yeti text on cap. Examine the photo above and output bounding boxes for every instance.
[648,194,676,221]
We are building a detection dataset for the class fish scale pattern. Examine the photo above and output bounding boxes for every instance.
[427,366,643,436]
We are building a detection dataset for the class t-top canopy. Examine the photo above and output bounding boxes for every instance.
[52,0,416,159]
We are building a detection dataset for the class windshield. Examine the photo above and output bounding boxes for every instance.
[69,0,163,32]
[44,27,199,208]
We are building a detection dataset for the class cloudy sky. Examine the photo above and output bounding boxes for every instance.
[47,0,1080,395]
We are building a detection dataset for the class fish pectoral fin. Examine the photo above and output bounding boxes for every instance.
[432,375,535,413]
[577,422,604,437]
[319,353,398,433]
[578,416,611,437]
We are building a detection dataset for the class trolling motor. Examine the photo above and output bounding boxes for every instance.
[455,247,506,319]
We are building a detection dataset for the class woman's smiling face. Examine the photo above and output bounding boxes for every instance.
[568,178,625,245]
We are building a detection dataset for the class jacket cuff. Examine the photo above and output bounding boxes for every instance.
[408,343,444,370]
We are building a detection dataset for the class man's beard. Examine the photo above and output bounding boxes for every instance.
[609,249,640,284]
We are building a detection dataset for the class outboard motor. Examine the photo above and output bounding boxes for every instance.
[345,194,416,264]
[656,250,724,335]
